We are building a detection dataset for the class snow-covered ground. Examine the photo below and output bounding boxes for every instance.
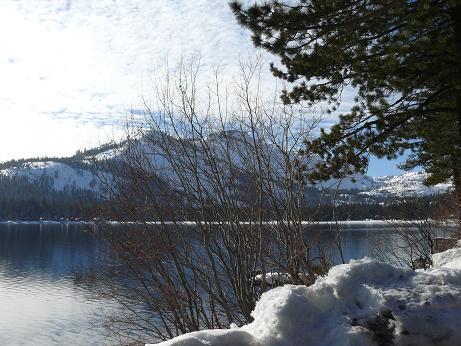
[151,243,461,346]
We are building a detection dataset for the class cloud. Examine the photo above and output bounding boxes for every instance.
[0,0,285,160]
[0,0,355,161]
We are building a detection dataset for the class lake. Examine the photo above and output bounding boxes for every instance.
[0,223,116,346]
[0,221,454,345]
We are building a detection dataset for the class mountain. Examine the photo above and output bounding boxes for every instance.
[0,133,453,220]
[361,171,453,197]
[0,144,115,220]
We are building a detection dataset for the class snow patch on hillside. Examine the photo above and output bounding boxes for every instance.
[363,171,452,197]
[0,161,97,191]
[91,148,119,161]
[152,244,461,346]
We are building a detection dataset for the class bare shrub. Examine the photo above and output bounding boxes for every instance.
[372,198,456,270]
[83,57,335,344]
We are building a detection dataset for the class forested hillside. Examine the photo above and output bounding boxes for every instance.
[0,174,98,220]
[0,136,453,221]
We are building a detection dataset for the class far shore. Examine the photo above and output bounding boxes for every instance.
[0,219,457,228]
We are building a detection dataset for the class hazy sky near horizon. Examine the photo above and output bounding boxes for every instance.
[0,0,407,176]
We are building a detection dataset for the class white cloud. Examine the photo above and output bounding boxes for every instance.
[0,0,358,162]
[0,0,276,161]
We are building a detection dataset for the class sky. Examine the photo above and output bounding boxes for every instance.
[0,0,408,176]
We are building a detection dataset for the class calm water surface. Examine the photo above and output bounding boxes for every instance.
[0,223,117,346]
[0,222,454,345]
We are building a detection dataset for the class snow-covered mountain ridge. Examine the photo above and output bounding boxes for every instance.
[361,171,452,197]
[0,138,453,199]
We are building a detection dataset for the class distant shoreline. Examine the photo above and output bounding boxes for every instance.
[0,219,457,228]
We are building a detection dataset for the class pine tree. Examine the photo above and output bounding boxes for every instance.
[231,0,461,212]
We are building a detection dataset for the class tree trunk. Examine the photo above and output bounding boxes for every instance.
[452,4,461,231]
[453,168,461,232]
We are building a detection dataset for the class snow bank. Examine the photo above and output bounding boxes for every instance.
[253,272,293,286]
[150,244,461,346]
[432,243,461,269]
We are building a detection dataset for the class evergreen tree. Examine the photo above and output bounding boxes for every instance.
[231,0,461,208]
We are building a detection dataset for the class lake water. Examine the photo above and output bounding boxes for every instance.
[0,222,454,345]
[0,223,116,346]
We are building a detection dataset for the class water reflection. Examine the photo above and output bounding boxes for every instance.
[0,223,113,346]
[308,223,454,264]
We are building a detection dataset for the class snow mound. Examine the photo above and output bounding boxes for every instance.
[151,245,461,346]
[150,329,258,346]
[432,246,461,269]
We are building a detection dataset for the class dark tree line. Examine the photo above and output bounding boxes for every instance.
[0,156,95,172]
[306,194,453,221]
